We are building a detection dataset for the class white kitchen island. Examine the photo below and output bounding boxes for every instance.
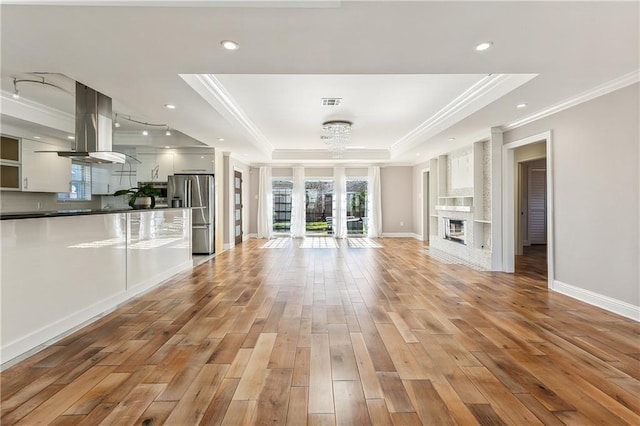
[0,207,192,365]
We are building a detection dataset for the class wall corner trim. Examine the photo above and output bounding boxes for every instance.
[552,280,640,322]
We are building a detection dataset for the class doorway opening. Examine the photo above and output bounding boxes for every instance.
[515,156,547,279]
[503,131,553,287]
[305,180,334,235]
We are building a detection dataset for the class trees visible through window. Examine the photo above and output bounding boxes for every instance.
[273,179,293,232]
[58,162,92,201]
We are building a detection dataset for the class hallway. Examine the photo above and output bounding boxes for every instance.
[1,238,638,425]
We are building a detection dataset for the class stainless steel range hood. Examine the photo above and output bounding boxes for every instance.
[57,82,125,164]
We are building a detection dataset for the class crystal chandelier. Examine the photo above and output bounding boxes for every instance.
[321,120,352,158]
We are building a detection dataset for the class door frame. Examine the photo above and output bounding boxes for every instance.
[233,168,243,246]
[502,131,554,288]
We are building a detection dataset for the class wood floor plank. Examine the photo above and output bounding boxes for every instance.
[2,240,638,425]
[134,400,177,426]
[199,378,240,426]
[309,333,335,414]
[163,363,228,424]
[98,383,165,425]
[233,332,278,400]
[403,379,456,425]
[254,368,293,425]
[350,332,384,399]
[365,398,393,426]
[17,366,115,425]
[333,380,370,426]
[286,386,309,426]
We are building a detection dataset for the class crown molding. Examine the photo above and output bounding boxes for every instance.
[180,74,273,156]
[389,73,537,156]
[503,70,640,131]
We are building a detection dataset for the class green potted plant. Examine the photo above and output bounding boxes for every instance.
[114,185,161,209]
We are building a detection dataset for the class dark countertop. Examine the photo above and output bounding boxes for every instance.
[0,207,190,221]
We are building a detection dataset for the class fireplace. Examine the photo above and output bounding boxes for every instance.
[444,218,465,245]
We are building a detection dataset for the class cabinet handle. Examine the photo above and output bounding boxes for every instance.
[23,177,28,190]
[108,184,110,193]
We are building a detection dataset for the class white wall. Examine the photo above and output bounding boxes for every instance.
[380,166,414,234]
[504,83,639,308]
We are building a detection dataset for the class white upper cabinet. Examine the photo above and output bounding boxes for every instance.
[172,152,214,174]
[136,151,174,183]
[21,139,71,193]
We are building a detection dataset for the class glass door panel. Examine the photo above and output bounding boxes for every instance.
[305,180,334,235]
[347,180,368,235]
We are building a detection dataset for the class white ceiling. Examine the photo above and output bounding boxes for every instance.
[1,1,638,165]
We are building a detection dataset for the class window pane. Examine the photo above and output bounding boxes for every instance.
[58,163,91,201]
[273,179,293,232]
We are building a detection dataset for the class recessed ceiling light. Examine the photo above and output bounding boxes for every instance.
[448,138,455,142]
[165,146,170,149]
[67,135,75,140]
[475,41,493,51]
[416,153,421,156]
[142,130,149,136]
[33,136,41,139]
[517,103,528,109]
[221,40,239,51]
[114,122,121,128]
[218,138,225,142]
[164,104,176,109]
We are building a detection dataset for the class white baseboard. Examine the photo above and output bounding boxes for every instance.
[247,233,258,239]
[552,280,640,322]
[381,232,422,239]
[1,261,193,368]
[223,243,232,250]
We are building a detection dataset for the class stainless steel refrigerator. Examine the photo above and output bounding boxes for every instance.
[168,174,215,254]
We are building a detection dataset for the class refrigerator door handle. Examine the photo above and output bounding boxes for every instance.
[184,179,192,207]
[192,224,210,229]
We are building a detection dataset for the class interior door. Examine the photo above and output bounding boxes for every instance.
[528,167,547,244]
[234,171,243,245]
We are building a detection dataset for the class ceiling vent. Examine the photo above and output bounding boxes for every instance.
[321,98,342,106]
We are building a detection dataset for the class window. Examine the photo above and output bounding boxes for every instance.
[273,179,293,232]
[58,162,92,201]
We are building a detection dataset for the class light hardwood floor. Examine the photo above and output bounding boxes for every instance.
[2,238,639,425]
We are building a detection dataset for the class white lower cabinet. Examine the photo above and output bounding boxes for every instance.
[21,139,71,193]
